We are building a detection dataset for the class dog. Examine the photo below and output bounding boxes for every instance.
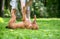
[6,9,25,29]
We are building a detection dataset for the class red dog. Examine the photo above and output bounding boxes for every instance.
[7,9,25,29]
[6,9,38,30]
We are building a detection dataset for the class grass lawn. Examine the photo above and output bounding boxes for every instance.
[0,18,60,39]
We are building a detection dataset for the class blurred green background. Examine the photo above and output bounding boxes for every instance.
[0,0,60,39]
[0,0,60,18]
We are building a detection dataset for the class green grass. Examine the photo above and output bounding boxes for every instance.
[0,18,60,39]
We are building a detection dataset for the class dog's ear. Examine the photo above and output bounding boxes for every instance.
[25,0,33,7]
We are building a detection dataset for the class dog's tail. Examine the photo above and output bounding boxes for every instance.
[32,15,36,24]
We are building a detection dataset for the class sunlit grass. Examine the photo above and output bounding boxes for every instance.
[0,18,60,39]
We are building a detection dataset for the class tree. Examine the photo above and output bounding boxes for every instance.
[46,0,59,17]
[20,0,32,20]
[0,0,3,17]
[26,0,30,20]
